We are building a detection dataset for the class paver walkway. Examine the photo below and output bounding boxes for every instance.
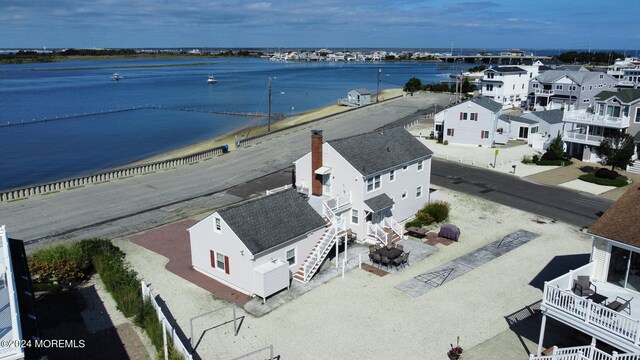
[395,230,540,297]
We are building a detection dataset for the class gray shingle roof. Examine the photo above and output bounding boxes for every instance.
[328,127,433,176]
[218,188,326,256]
[364,194,395,212]
[486,66,526,73]
[462,95,502,113]
[522,109,565,124]
[499,114,539,125]
[353,88,371,95]
[595,89,640,104]
[532,70,613,85]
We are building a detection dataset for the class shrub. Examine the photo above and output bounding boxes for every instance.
[521,155,533,164]
[578,173,628,187]
[424,201,450,223]
[594,168,619,180]
[541,151,559,161]
[443,140,449,145]
[532,155,540,163]
[29,244,91,287]
[92,252,141,317]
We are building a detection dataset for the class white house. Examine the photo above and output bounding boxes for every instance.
[188,188,329,300]
[339,88,372,107]
[520,109,565,150]
[534,186,640,358]
[480,65,540,109]
[0,226,25,360]
[434,95,505,146]
[294,128,433,253]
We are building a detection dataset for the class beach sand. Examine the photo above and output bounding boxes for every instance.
[129,88,403,165]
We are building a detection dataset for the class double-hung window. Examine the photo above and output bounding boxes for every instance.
[286,249,296,266]
[417,161,423,172]
[416,186,422,198]
[367,175,381,192]
[389,170,395,182]
[351,209,359,224]
[215,217,221,232]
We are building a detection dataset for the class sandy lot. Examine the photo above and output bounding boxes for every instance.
[114,188,591,359]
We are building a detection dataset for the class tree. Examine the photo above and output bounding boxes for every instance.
[595,133,636,171]
[404,77,422,93]
[547,132,565,159]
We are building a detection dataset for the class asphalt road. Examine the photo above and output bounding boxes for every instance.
[1,93,453,245]
[431,159,613,227]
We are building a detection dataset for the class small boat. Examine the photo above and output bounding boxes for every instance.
[207,75,218,84]
[110,73,124,81]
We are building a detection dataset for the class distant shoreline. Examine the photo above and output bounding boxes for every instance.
[126,88,404,166]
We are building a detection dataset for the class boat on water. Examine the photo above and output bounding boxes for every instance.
[207,75,218,84]
[110,73,124,81]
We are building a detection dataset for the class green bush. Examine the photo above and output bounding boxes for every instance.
[92,252,141,317]
[29,243,92,286]
[578,173,628,187]
[521,155,533,164]
[443,140,449,145]
[424,201,450,223]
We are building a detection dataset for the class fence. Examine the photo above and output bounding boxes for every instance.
[0,144,228,202]
[141,281,193,360]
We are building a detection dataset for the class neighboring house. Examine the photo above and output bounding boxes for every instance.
[534,185,640,358]
[339,88,372,107]
[520,109,565,149]
[608,57,640,88]
[497,114,540,142]
[528,70,618,110]
[562,89,640,169]
[434,96,504,146]
[480,65,540,109]
[0,226,26,360]
[189,188,329,298]
[294,127,433,254]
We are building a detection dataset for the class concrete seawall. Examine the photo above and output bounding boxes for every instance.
[0,145,228,202]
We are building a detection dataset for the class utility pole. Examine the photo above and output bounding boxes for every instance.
[376,66,381,103]
[268,77,272,132]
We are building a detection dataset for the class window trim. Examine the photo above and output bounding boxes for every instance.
[215,251,229,274]
[351,209,359,224]
[417,161,423,172]
[416,186,423,198]
[214,217,222,233]
[389,169,395,182]
[366,175,381,192]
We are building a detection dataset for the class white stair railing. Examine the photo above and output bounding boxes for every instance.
[367,222,388,245]
[302,217,345,282]
[383,217,402,238]
[322,192,352,218]
[529,343,640,360]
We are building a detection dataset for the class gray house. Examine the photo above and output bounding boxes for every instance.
[528,70,617,110]
[339,88,372,107]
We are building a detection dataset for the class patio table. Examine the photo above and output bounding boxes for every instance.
[587,293,608,304]
[376,247,403,260]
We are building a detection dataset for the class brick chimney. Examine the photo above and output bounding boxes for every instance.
[311,130,323,196]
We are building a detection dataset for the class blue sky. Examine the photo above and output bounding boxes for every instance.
[1,0,638,50]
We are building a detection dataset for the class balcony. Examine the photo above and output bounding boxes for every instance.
[541,262,640,353]
[322,192,351,219]
[563,110,630,128]
[563,130,604,146]
[534,88,555,95]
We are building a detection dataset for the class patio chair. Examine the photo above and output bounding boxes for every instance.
[572,275,596,297]
[401,252,410,267]
[380,256,392,270]
[369,245,376,254]
[371,253,381,268]
[392,256,404,270]
[606,296,633,315]
[396,244,404,252]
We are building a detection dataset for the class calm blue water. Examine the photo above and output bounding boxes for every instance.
[0,58,461,191]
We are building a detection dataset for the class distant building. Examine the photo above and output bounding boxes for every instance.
[339,88,372,107]
[480,65,541,109]
[528,70,618,110]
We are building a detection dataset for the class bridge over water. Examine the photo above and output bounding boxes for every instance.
[437,55,552,65]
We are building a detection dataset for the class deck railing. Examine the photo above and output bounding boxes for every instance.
[563,110,630,128]
[530,344,640,360]
[543,263,640,349]
[563,131,604,145]
[322,192,351,218]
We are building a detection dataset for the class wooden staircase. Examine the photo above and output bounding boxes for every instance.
[293,218,345,283]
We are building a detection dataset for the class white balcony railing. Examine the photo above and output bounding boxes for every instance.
[322,192,351,219]
[563,131,604,145]
[542,262,640,351]
[529,344,640,360]
[563,110,631,128]
[535,88,555,95]
[367,222,389,245]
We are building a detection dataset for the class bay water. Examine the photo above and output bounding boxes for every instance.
[0,57,461,191]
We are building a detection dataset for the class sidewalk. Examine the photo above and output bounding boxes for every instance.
[407,122,640,200]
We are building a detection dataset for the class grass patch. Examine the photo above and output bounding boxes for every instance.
[578,173,628,187]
